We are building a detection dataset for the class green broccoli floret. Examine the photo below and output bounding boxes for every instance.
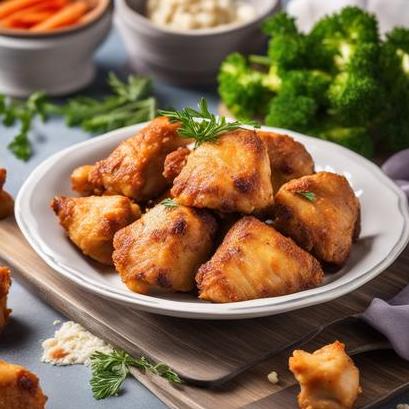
[281,70,332,104]
[327,71,381,124]
[314,122,374,157]
[308,6,379,71]
[265,92,317,132]
[262,11,298,36]
[378,27,409,151]
[263,12,308,70]
[267,34,308,70]
[218,53,271,120]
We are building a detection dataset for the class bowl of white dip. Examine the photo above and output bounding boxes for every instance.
[115,0,280,85]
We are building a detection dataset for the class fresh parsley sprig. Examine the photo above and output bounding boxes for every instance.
[159,98,259,149]
[1,73,156,161]
[90,349,182,400]
[1,91,48,161]
[53,73,156,133]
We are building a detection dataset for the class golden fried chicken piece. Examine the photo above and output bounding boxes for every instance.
[196,216,323,303]
[0,360,47,409]
[71,116,189,201]
[0,267,11,332]
[71,165,95,196]
[172,129,273,213]
[113,202,217,294]
[289,341,361,409]
[274,172,360,266]
[257,131,315,192]
[163,146,191,183]
[51,195,141,265]
[0,169,13,220]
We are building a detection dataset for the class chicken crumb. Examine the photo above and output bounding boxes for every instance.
[41,321,112,366]
[397,404,409,409]
[52,320,61,326]
[267,371,279,384]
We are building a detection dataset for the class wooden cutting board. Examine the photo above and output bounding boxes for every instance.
[1,216,409,408]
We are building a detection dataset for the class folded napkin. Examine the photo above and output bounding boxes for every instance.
[382,149,409,200]
[287,0,409,33]
[361,284,409,360]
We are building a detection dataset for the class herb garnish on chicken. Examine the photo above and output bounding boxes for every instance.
[159,98,259,148]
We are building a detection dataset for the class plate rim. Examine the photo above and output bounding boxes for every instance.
[15,123,409,319]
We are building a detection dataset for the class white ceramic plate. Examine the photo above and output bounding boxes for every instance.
[15,124,409,319]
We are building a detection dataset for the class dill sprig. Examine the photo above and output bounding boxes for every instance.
[297,191,316,202]
[159,98,259,149]
[90,349,182,400]
[160,198,178,208]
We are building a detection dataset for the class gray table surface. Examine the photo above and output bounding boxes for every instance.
[0,28,406,409]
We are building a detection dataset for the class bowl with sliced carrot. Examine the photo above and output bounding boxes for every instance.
[0,0,112,96]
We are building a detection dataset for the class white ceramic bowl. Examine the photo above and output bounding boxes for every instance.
[115,0,280,85]
[15,123,409,319]
[0,0,113,97]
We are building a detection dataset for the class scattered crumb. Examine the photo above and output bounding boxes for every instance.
[267,371,279,384]
[397,404,409,409]
[52,320,61,326]
[41,321,112,366]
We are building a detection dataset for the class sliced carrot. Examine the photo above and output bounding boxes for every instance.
[1,10,55,28]
[0,0,68,28]
[30,0,89,31]
[0,0,49,19]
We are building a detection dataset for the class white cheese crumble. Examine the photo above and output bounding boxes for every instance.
[41,321,112,366]
[146,0,256,31]
[267,370,279,384]
[397,404,409,409]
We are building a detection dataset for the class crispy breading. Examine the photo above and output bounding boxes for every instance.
[257,131,315,192]
[274,172,360,266]
[0,360,47,409]
[113,203,217,294]
[71,116,189,201]
[289,341,361,409]
[196,216,323,303]
[171,129,274,213]
[70,165,95,196]
[0,169,13,220]
[163,146,191,183]
[51,195,141,265]
[0,267,11,332]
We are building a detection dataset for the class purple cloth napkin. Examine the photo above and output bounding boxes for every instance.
[382,149,409,199]
[361,284,409,360]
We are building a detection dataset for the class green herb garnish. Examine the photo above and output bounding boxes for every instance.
[161,198,178,208]
[1,73,156,161]
[297,191,316,202]
[159,98,259,149]
[90,349,182,400]
[54,73,156,133]
[2,91,48,161]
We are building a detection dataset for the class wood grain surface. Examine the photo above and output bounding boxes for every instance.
[1,216,409,408]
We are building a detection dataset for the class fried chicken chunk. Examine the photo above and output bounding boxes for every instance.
[289,341,361,409]
[71,165,95,196]
[163,146,191,183]
[0,267,11,332]
[0,169,13,219]
[196,216,323,303]
[172,129,273,213]
[0,360,47,409]
[274,172,360,266]
[51,195,141,265]
[71,116,189,201]
[113,202,217,294]
[257,131,315,192]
